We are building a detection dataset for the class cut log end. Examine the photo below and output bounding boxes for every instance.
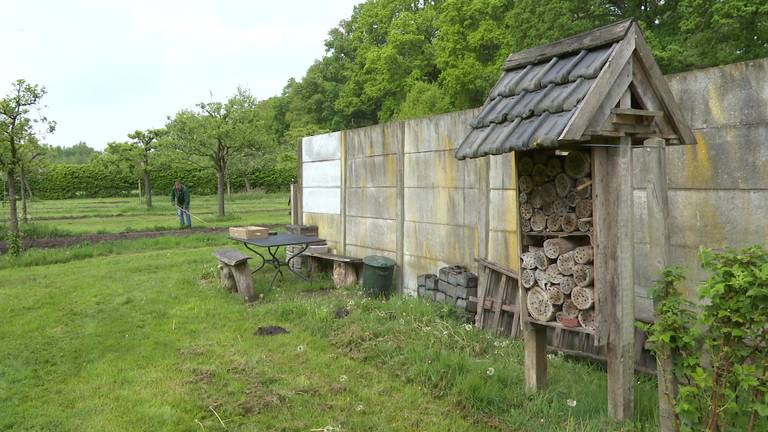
[543,237,578,259]
[571,286,595,310]
[578,309,597,331]
[527,287,555,322]
[561,213,577,233]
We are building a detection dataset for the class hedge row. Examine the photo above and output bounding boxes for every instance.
[27,163,295,200]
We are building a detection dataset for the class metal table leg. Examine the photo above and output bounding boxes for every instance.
[242,243,266,273]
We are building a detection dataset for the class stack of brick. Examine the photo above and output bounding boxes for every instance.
[285,224,319,271]
[417,265,478,312]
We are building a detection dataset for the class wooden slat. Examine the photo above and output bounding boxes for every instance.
[584,57,633,135]
[475,266,491,328]
[632,24,696,145]
[503,19,633,70]
[474,257,519,280]
[560,25,636,141]
[629,56,677,139]
[301,250,362,263]
[491,274,508,333]
[592,148,609,347]
[612,108,663,117]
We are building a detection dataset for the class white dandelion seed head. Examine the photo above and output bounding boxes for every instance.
[297,345,305,352]
[493,341,501,347]
[442,330,448,336]
[486,367,495,376]
[339,375,348,382]
[355,404,363,411]
[399,319,405,325]
[464,324,473,331]
[567,399,577,407]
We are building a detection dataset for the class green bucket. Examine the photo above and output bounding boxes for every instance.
[361,255,396,298]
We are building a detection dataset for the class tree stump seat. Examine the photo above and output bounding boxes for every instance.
[301,251,362,288]
[213,248,255,302]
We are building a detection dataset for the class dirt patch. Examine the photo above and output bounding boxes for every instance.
[334,308,350,319]
[254,326,288,336]
[0,224,284,253]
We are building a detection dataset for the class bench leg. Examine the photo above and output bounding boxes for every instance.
[232,262,256,303]
[219,264,238,293]
[332,262,358,288]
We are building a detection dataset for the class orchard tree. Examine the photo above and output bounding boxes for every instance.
[17,136,46,223]
[127,128,164,208]
[0,79,55,255]
[166,88,263,217]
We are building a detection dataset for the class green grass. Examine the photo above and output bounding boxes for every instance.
[1,192,290,238]
[0,240,660,431]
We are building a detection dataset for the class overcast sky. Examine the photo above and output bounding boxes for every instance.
[1,0,360,150]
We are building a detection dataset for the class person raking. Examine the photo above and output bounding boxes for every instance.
[170,181,191,228]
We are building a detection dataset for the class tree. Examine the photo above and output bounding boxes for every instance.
[166,88,263,217]
[17,136,47,223]
[127,128,163,208]
[0,79,55,255]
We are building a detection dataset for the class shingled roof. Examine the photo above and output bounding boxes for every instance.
[455,19,694,160]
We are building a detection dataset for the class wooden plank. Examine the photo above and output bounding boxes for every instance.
[607,123,636,421]
[474,257,519,280]
[629,56,677,139]
[491,274,508,333]
[340,131,347,256]
[475,266,491,328]
[232,262,256,303]
[631,23,696,145]
[394,124,405,294]
[213,248,250,266]
[584,57,633,135]
[527,319,596,335]
[612,108,663,117]
[592,148,609,347]
[524,326,548,391]
[645,137,676,431]
[297,137,304,224]
[301,250,362,263]
[560,25,636,141]
[503,19,632,70]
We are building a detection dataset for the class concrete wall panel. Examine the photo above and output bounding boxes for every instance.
[303,212,341,252]
[348,155,398,188]
[488,230,520,271]
[404,188,466,226]
[303,160,341,187]
[302,132,340,162]
[346,216,397,252]
[403,109,477,154]
[346,123,402,159]
[405,150,477,189]
[489,190,518,232]
[302,187,340,214]
[489,152,517,190]
[346,188,397,219]
[404,222,476,267]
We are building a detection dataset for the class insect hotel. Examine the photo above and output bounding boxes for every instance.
[455,19,694,421]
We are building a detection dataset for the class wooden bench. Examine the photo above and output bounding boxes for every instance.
[213,248,256,302]
[301,251,362,288]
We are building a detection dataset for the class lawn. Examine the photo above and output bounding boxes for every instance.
[0,234,660,431]
[1,192,291,238]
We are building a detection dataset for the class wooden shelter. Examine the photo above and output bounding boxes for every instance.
[454,19,693,425]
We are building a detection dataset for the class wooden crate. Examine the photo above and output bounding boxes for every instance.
[229,226,269,240]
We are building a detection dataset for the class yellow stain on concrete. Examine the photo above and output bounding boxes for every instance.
[683,132,714,186]
[509,151,518,190]
[707,84,724,124]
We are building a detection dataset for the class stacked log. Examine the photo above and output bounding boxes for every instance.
[518,151,597,330]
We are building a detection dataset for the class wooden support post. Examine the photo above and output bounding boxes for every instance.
[645,137,676,430]
[296,137,304,225]
[524,325,547,391]
[232,262,256,303]
[607,128,636,420]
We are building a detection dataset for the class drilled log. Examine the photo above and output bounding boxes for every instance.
[565,191,577,207]
[562,298,579,318]
[559,276,576,294]
[527,287,555,321]
[520,202,533,220]
[519,191,528,204]
[530,210,547,232]
[521,269,536,288]
[575,199,593,219]
[561,213,577,233]
[545,264,563,284]
[557,251,576,275]
[546,158,562,179]
[546,286,565,305]
[552,198,569,215]
[571,286,595,310]
[573,246,594,264]
[541,200,555,216]
[556,311,581,328]
[521,218,531,232]
[573,264,594,287]
[540,182,557,203]
[575,177,592,199]
[534,269,548,287]
[530,189,544,209]
[555,172,573,197]
[518,176,534,193]
[518,156,534,175]
[564,151,591,178]
[578,218,592,232]
[532,163,547,181]
[546,214,562,232]
[578,309,597,331]
[532,250,548,270]
[543,237,578,259]
[521,252,537,269]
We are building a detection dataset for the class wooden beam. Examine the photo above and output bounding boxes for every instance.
[631,23,696,145]
[503,19,633,70]
[629,56,677,139]
[591,147,610,347]
[584,57,633,135]
[607,90,636,420]
[475,256,519,280]
[644,137,676,431]
[297,137,304,224]
[560,25,636,141]
[612,108,663,117]
[524,326,548,391]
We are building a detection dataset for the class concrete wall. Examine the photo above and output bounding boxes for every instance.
[303,57,768,309]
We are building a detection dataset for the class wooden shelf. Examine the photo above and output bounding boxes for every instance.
[522,231,591,237]
[526,318,596,335]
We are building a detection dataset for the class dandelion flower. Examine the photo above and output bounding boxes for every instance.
[486,367,495,376]
[464,324,473,331]
[339,375,348,383]
[567,399,577,407]
[399,319,405,325]
[355,404,363,411]
[297,345,305,352]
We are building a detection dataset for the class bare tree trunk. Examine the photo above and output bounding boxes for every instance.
[217,169,226,217]
[244,176,252,192]
[143,169,152,208]
[20,165,28,223]
[7,166,19,236]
